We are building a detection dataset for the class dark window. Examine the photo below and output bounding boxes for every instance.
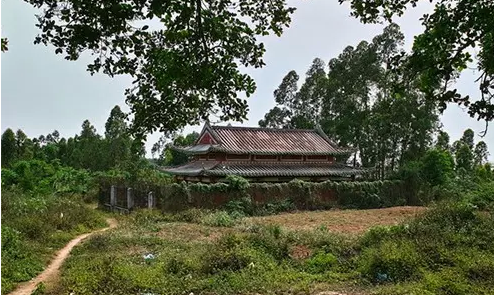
[281,155,303,160]
[307,155,328,160]
[255,155,278,161]
[226,154,251,160]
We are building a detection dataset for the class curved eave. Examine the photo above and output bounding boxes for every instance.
[170,145,357,156]
[204,166,370,178]
[170,144,218,155]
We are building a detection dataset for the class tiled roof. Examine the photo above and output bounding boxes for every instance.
[162,161,368,178]
[161,160,219,176]
[173,124,355,156]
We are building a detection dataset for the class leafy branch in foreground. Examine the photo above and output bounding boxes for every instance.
[26,0,296,135]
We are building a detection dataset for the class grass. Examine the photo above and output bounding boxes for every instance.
[54,220,361,295]
[49,201,494,295]
[1,189,107,294]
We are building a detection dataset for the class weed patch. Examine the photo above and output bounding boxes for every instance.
[1,189,105,294]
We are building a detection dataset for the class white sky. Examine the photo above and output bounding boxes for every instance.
[2,0,493,160]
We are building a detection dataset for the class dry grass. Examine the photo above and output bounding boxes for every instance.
[157,222,235,242]
[244,206,426,234]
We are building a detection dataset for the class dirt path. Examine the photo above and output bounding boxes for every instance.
[9,218,117,295]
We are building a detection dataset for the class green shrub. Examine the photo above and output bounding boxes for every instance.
[31,282,46,295]
[1,225,44,294]
[247,226,290,262]
[201,211,237,227]
[226,175,250,190]
[422,268,472,295]
[359,225,409,248]
[202,248,252,274]
[256,199,296,216]
[358,239,424,283]
[1,168,18,187]
[305,251,338,273]
[467,181,494,210]
[51,167,94,195]
[202,234,253,274]
[463,254,494,283]
[173,208,207,223]
[225,197,253,216]
[165,257,193,275]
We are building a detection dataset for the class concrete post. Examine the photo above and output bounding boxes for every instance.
[127,188,134,210]
[148,191,154,209]
[110,185,116,207]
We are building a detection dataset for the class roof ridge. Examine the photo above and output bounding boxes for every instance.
[211,125,317,132]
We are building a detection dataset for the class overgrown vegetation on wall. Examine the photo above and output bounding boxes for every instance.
[153,177,408,212]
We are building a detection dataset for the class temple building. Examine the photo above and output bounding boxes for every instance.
[162,123,367,182]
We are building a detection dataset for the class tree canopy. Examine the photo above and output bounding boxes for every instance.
[340,0,494,128]
[25,0,295,136]
[260,24,440,179]
[17,0,493,137]
[1,105,144,172]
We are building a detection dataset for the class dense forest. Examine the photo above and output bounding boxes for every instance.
[2,106,144,171]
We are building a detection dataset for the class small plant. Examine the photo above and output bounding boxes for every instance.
[201,211,237,227]
[165,257,192,275]
[225,197,253,216]
[305,251,338,274]
[226,175,250,190]
[31,282,46,295]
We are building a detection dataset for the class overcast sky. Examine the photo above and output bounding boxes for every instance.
[2,0,493,160]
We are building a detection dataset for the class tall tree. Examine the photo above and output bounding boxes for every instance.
[420,148,454,187]
[153,132,199,166]
[1,38,8,52]
[435,131,451,151]
[340,0,494,126]
[455,143,474,172]
[291,58,327,127]
[1,129,17,167]
[474,141,489,166]
[15,129,34,161]
[259,58,327,129]
[460,129,475,150]
[259,70,299,128]
[78,120,104,170]
[105,106,132,168]
[46,130,60,143]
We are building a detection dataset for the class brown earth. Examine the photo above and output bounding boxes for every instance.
[245,206,426,234]
[8,218,117,295]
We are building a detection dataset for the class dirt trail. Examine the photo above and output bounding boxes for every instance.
[9,218,117,295]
